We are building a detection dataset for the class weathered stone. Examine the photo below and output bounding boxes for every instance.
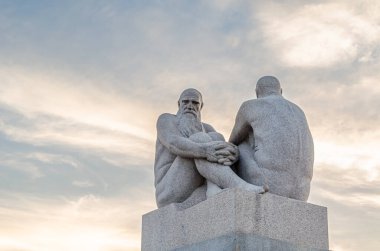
[230,76,314,201]
[154,88,265,209]
[141,189,328,251]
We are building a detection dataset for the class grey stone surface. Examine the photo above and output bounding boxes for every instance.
[176,234,327,251]
[141,189,328,251]
[229,76,314,201]
[154,88,265,208]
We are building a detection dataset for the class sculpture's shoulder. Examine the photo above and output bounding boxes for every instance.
[276,98,308,122]
[287,99,307,115]
[244,96,291,110]
[244,98,266,107]
[156,113,178,131]
[157,113,176,124]
[238,99,261,114]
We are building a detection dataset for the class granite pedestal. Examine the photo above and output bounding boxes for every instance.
[142,189,329,251]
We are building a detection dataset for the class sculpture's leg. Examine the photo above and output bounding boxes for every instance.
[189,132,265,195]
[155,157,204,208]
[174,184,207,210]
[238,141,268,188]
[206,132,225,197]
[206,180,223,198]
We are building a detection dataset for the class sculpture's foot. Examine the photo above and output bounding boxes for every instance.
[236,182,267,194]
[206,181,223,198]
[263,184,269,192]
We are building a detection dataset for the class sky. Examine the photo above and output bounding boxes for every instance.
[0,0,379,250]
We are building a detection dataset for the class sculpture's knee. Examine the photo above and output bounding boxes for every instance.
[189,131,226,143]
[237,142,261,184]
[189,132,212,143]
[208,132,225,141]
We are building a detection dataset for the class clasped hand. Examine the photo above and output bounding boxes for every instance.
[205,141,239,166]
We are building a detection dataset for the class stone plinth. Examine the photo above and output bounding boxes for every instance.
[142,189,329,251]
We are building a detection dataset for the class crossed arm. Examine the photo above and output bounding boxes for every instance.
[157,113,238,165]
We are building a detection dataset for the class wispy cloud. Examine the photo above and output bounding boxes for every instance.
[72,180,96,188]
[256,1,380,68]
[0,66,156,140]
[0,153,44,179]
[0,192,156,251]
[0,1,379,250]
[310,164,380,251]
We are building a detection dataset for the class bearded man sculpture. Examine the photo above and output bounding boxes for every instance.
[154,88,265,208]
[229,76,314,201]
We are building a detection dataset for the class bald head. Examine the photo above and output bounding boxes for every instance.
[256,76,282,98]
[178,88,203,108]
[176,88,204,121]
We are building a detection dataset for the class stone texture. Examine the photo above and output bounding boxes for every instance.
[229,76,314,201]
[154,88,265,209]
[141,189,328,251]
[176,234,327,251]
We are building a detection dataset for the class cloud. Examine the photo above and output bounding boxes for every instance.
[0,1,379,250]
[0,150,154,199]
[301,77,380,146]
[72,180,96,188]
[0,153,44,179]
[0,111,154,160]
[0,66,156,139]
[0,67,157,164]
[0,118,154,198]
[310,164,380,251]
[314,138,380,181]
[257,1,380,68]
[0,192,156,251]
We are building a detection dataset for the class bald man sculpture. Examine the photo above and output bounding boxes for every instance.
[154,88,265,208]
[229,76,314,201]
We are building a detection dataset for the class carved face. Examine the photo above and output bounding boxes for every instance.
[178,93,202,119]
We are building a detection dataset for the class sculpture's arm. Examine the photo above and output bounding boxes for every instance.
[202,122,238,165]
[229,103,251,145]
[157,114,230,163]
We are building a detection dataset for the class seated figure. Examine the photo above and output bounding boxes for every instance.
[229,76,314,201]
[154,88,265,208]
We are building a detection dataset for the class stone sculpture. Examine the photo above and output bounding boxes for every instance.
[229,76,314,201]
[154,88,265,208]
[144,81,324,251]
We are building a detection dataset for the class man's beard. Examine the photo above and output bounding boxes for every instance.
[177,112,203,138]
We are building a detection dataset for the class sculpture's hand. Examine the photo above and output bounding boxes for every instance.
[218,142,238,165]
[206,142,239,166]
[205,141,233,163]
[217,155,237,166]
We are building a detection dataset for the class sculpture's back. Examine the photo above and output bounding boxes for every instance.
[231,76,314,201]
[240,95,314,201]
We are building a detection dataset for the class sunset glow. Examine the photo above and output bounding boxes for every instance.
[0,1,379,250]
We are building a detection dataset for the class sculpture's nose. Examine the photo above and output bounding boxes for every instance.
[186,104,194,110]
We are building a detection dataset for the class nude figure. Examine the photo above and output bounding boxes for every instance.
[154,88,265,208]
[229,76,314,201]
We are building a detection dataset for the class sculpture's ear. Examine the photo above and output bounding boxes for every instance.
[178,100,180,107]
[201,102,204,109]
[280,88,283,95]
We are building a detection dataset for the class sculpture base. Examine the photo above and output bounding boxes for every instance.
[141,189,329,251]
